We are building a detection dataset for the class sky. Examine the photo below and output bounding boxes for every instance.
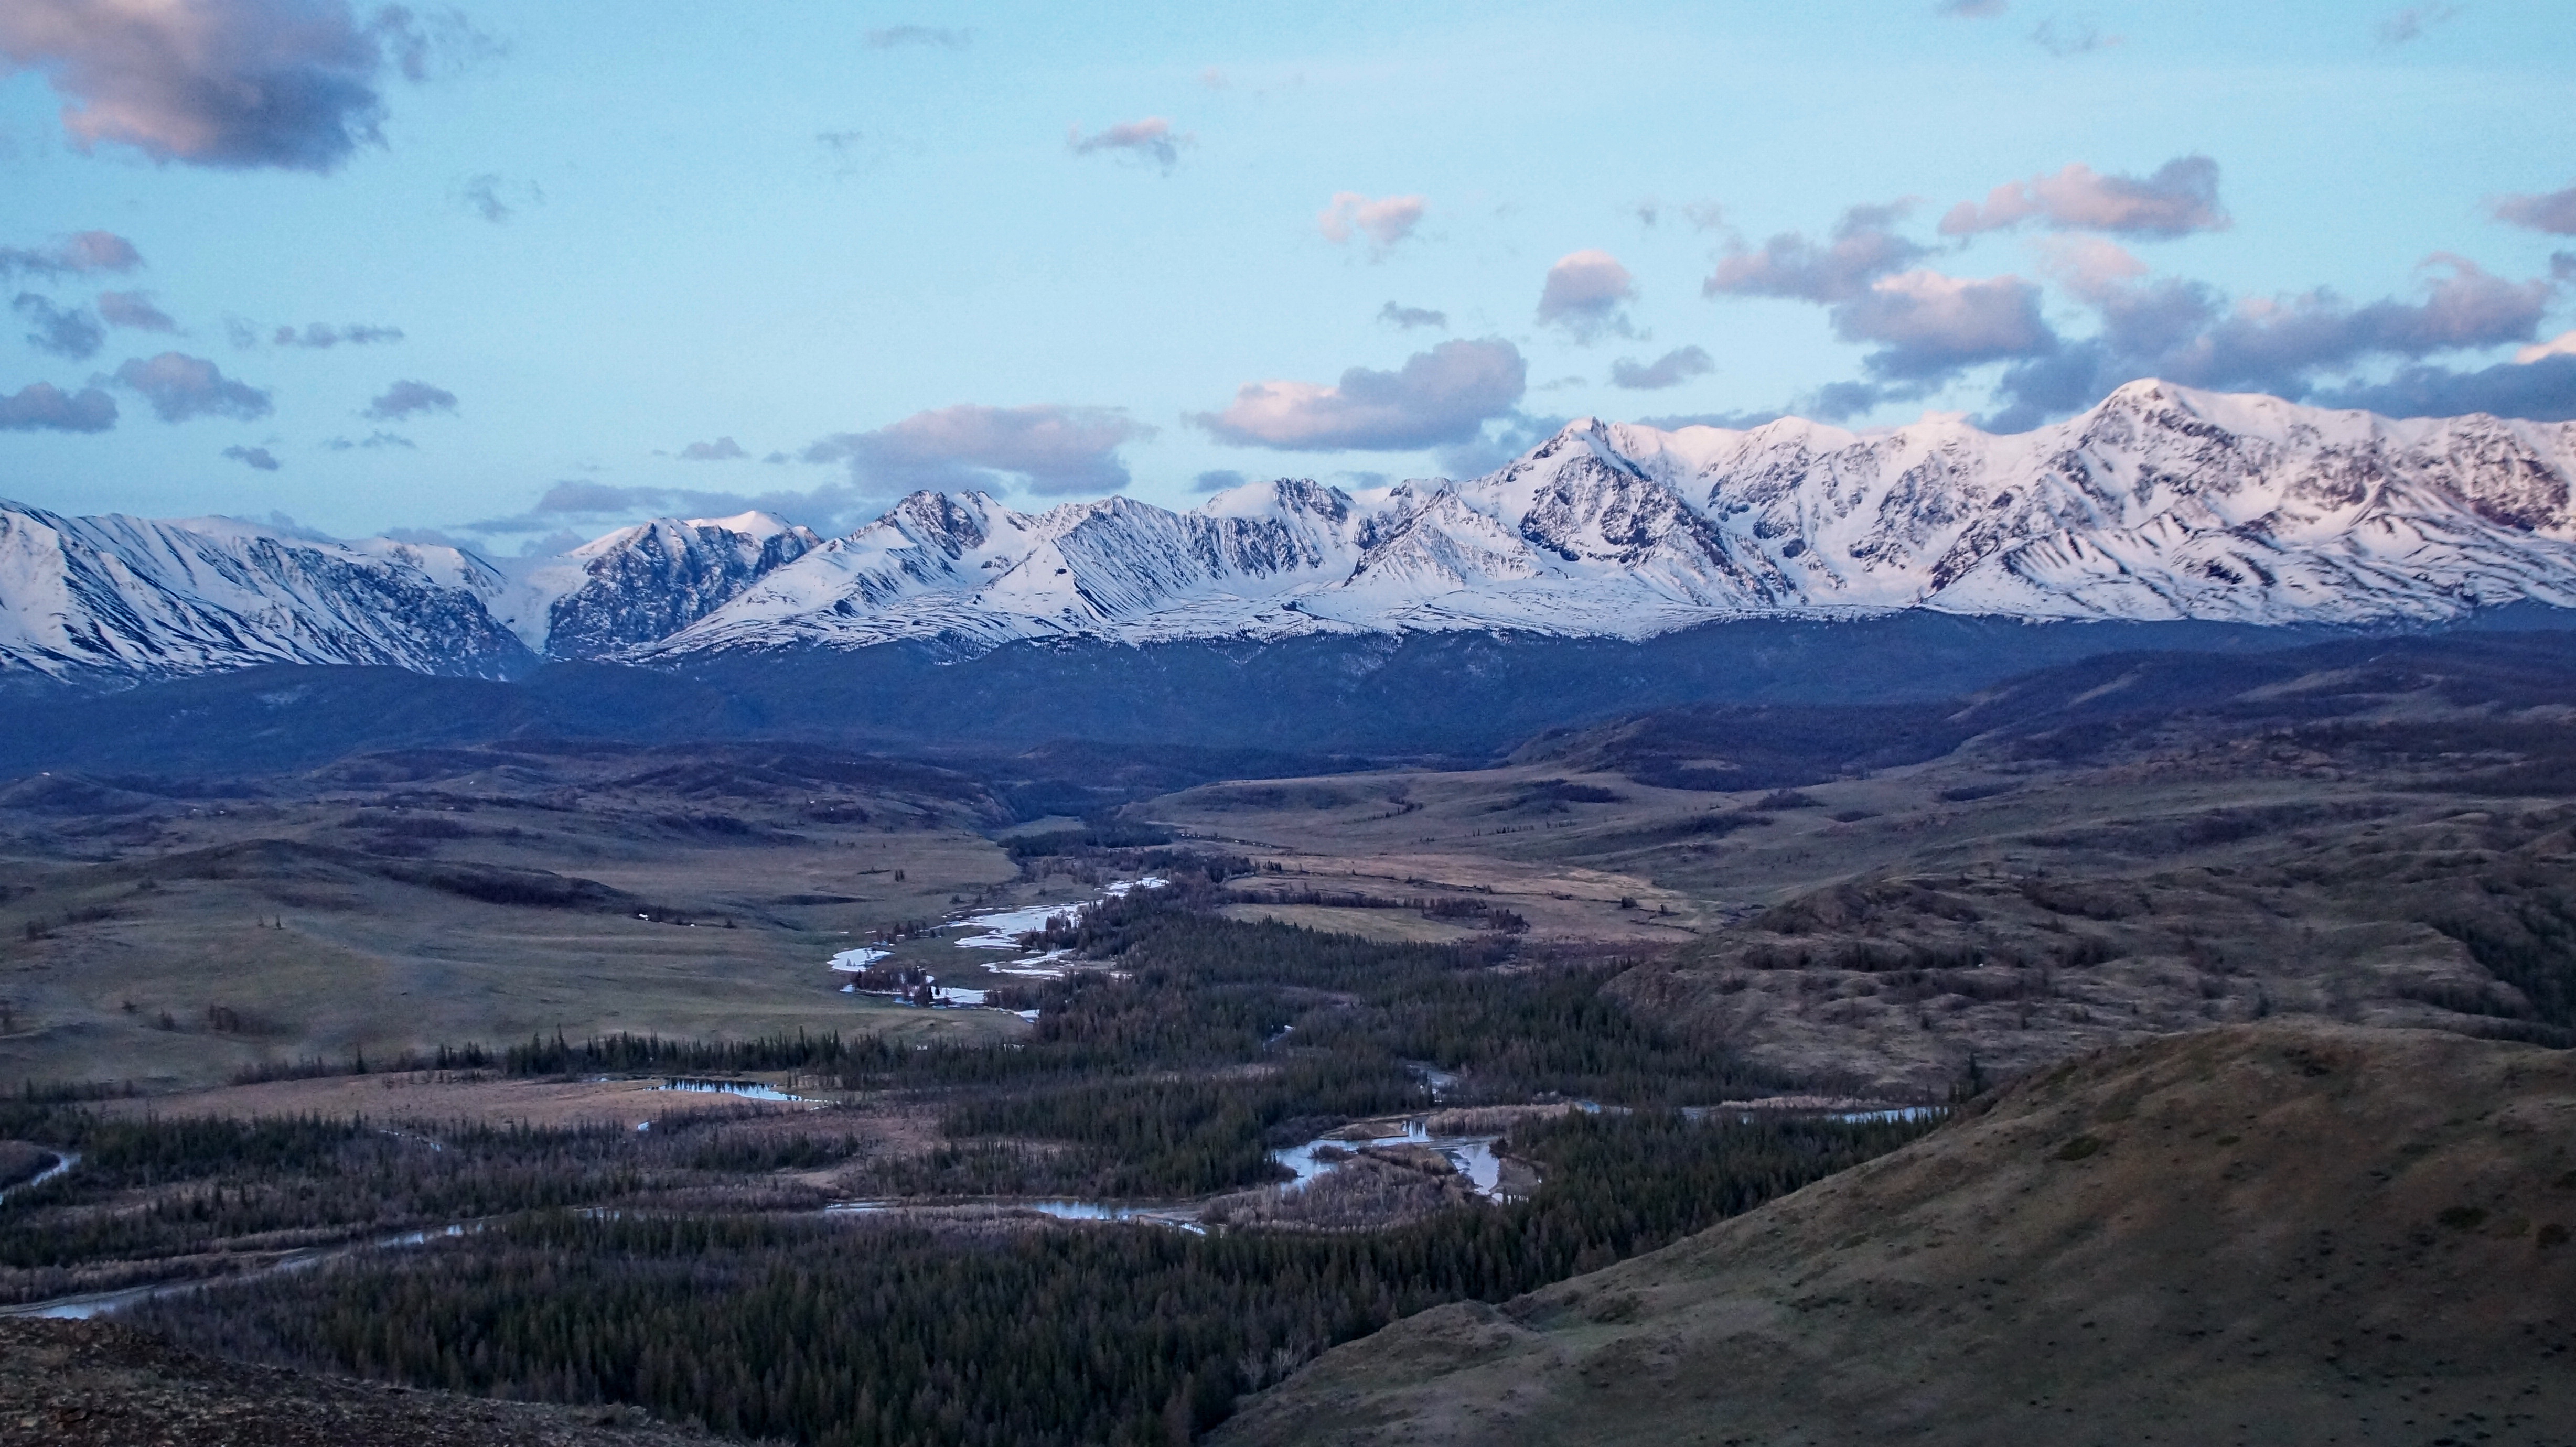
[1,0,2572,550]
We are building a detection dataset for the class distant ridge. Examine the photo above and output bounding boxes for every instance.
[7,380,2576,684]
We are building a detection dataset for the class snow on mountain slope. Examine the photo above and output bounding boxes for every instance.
[485,512,821,658]
[13,381,2574,686]
[0,502,533,682]
[634,381,2576,660]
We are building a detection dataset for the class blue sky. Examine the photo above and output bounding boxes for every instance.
[2,0,2572,546]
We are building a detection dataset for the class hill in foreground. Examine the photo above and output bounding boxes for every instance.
[1213,1021,2576,1446]
[0,1317,717,1447]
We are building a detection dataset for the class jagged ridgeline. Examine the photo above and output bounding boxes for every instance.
[7,381,2576,687]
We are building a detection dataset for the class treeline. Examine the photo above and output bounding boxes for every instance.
[0,1101,842,1286]
[135,1110,1928,1447]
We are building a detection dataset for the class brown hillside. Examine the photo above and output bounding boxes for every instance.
[0,1318,722,1447]
[1212,1021,2576,1447]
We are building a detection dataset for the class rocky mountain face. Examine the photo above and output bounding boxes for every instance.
[7,381,2576,685]
[0,503,532,682]
[487,512,821,660]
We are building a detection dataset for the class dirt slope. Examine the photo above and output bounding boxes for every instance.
[1212,1021,2576,1447]
[0,1318,721,1447]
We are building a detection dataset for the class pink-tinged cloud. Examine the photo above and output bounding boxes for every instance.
[2518,330,2576,365]
[805,403,1153,495]
[1836,269,2056,377]
[1536,250,1636,339]
[96,290,177,331]
[0,0,452,171]
[113,351,270,421]
[1318,192,1425,249]
[1706,204,1927,304]
[2494,185,2576,236]
[1941,156,2228,239]
[2031,234,2150,301]
[1192,338,1526,451]
[0,380,117,431]
[0,229,141,280]
[1068,117,1185,170]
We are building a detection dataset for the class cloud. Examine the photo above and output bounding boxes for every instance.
[1193,337,1527,451]
[0,0,465,171]
[803,403,1154,496]
[1610,345,1717,390]
[1068,117,1186,171]
[457,174,541,223]
[0,379,116,431]
[1432,410,1566,479]
[0,229,141,279]
[114,351,270,421]
[1836,270,2057,380]
[220,443,280,471]
[324,429,414,450]
[677,436,750,461]
[864,25,969,49]
[95,289,176,331]
[1536,250,1637,340]
[2519,329,2576,365]
[2313,355,2576,423]
[1191,468,1248,493]
[1941,156,2227,238]
[272,321,402,347]
[1377,301,1446,330]
[363,379,456,420]
[1983,253,2558,429]
[1939,0,2008,14]
[2031,234,2150,299]
[13,292,103,359]
[2494,185,2576,236]
[2031,18,2120,55]
[1318,192,1425,250]
[2378,4,2460,42]
[1706,203,1928,303]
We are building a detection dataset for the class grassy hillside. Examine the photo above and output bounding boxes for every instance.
[1212,1020,2576,1446]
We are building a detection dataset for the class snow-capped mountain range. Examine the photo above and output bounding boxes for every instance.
[7,380,2576,684]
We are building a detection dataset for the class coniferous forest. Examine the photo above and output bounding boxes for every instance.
[6,862,1938,1444]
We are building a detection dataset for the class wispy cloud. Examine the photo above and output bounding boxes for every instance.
[2031,17,2121,55]
[677,436,751,461]
[0,229,139,280]
[1068,117,1187,172]
[1377,301,1447,330]
[2494,184,2576,236]
[363,380,457,421]
[1941,156,2228,239]
[1610,345,1716,390]
[220,442,280,471]
[2377,4,2460,43]
[13,293,103,359]
[457,174,542,224]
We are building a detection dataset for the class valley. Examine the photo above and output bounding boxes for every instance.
[4,626,2575,1444]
